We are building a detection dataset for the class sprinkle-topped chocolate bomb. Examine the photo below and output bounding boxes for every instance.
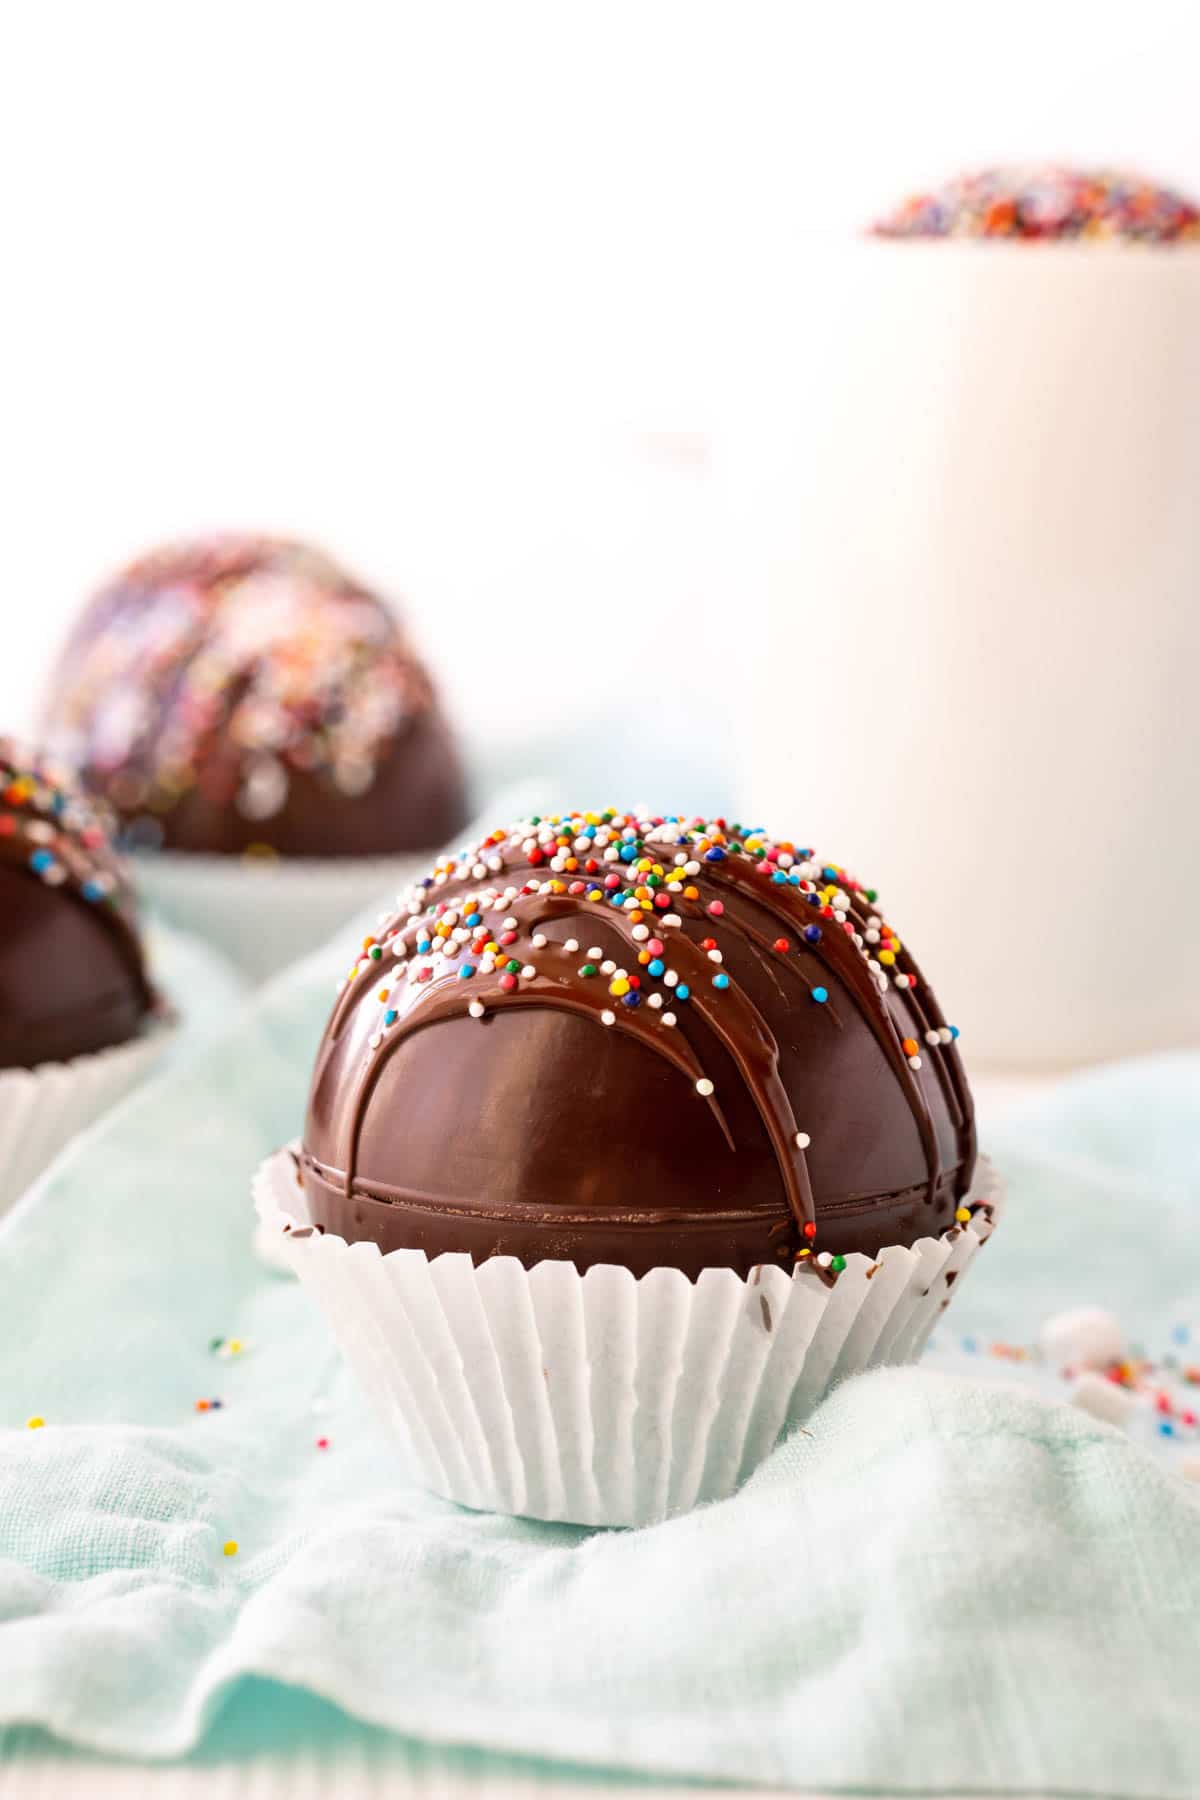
[302,812,979,1278]
[874,165,1200,243]
[0,741,155,1068]
[41,536,468,858]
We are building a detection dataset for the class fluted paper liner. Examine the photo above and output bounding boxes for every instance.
[0,1024,175,1221]
[255,1146,1001,1527]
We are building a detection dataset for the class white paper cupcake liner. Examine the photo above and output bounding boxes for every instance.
[133,848,444,983]
[254,1147,1001,1527]
[0,1023,175,1221]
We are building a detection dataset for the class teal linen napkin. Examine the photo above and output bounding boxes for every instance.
[1,907,1198,1798]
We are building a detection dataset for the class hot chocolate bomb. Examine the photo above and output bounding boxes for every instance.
[41,536,467,858]
[303,812,978,1278]
[0,742,154,1069]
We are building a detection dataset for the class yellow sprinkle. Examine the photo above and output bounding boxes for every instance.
[879,950,896,966]
[636,858,652,872]
[955,1207,972,1223]
[223,1540,239,1557]
[587,888,603,902]
[228,1339,243,1355]
[796,1248,811,1260]
[610,977,631,997]
[26,1416,44,1430]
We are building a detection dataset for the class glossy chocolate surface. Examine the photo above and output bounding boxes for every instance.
[302,813,977,1277]
[41,535,468,858]
[0,743,154,1068]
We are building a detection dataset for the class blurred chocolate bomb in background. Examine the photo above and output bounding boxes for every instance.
[41,535,467,858]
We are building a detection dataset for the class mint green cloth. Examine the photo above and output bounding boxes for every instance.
[1,912,1198,1797]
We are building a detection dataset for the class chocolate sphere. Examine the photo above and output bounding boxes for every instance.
[41,536,468,858]
[0,742,154,1068]
[301,812,977,1278]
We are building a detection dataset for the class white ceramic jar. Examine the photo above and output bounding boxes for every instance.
[723,241,1200,1068]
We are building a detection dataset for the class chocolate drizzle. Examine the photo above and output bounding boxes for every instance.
[302,813,977,1275]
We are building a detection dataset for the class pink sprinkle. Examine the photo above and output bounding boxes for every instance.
[568,880,585,894]
[654,894,671,909]
[499,930,517,946]
[316,1437,330,1450]
[499,973,517,991]
[416,966,432,983]
[647,938,664,956]
[707,901,725,917]
[604,873,621,890]
[764,847,779,862]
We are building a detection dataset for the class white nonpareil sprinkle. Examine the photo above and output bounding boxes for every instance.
[695,1077,714,1097]
[661,1011,677,1027]
[563,938,579,954]
[601,959,616,976]
[521,965,536,979]
[531,933,548,949]
[664,970,679,988]
[648,993,663,1009]
[587,947,603,961]
[468,1001,485,1019]
[795,1131,811,1149]
[601,1009,616,1027]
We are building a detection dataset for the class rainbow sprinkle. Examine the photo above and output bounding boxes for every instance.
[874,166,1200,244]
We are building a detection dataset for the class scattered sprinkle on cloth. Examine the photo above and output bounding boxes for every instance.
[0,898,1198,1797]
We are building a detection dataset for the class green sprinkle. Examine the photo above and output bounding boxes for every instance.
[579,963,598,978]
[505,958,521,974]
[831,1255,847,1274]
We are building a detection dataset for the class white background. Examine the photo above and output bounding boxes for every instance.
[3,0,1198,739]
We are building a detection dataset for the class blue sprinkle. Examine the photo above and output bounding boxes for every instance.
[787,873,800,885]
[648,958,665,978]
[1173,1325,1191,1346]
[712,972,730,990]
[804,924,822,943]
[622,991,641,1009]
[384,1010,398,1026]
[81,878,104,902]
[962,1337,978,1354]
[458,964,476,980]
[421,877,433,889]
[822,866,838,880]
[771,870,787,884]
[1159,1420,1176,1437]
[465,912,481,927]
[806,891,820,907]
[29,849,54,874]
[417,937,431,955]
[811,986,828,1004]
[676,984,691,1003]
[584,824,597,838]
[949,1025,960,1040]
[210,1398,223,1410]
[704,846,726,862]
[619,845,637,862]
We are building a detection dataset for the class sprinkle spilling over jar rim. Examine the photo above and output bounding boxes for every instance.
[873,165,1200,244]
